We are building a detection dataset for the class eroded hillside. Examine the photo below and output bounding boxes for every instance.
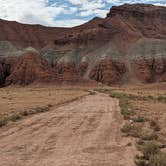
[0,3,166,86]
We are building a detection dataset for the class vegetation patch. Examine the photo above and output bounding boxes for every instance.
[141,133,158,141]
[141,142,160,160]
[133,116,145,123]
[0,89,91,128]
[95,89,166,103]
[157,96,166,103]
[0,106,50,127]
[135,141,166,166]
[96,89,166,166]
[149,153,166,166]
[120,101,135,119]
[10,114,22,122]
[0,87,89,128]
[121,123,142,138]
[150,120,160,132]
[0,119,7,127]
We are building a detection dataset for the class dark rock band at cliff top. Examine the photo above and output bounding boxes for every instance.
[0,3,166,86]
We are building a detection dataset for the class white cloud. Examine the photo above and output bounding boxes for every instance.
[54,19,87,27]
[153,3,166,6]
[0,0,77,27]
[0,0,165,27]
[68,0,107,17]
[80,9,108,17]
[104,0,166,5]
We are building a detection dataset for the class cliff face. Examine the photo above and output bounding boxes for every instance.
[89,60,126,84]
[0,3,166,86]
[0,60,10,85]
[0,51,59,85]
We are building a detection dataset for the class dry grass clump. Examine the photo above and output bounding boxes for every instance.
[135,142,166,166]
[0,86,89,127]
[121,123,142,137]
[0,106,50,126]
[149,153,166,166]
[10,114,22,122]
[0,119,7,127]
[133,116,145,123]
[120,101,135,120]
[150,120,160,132]
[95,88,166,104]
[142,142,160,160]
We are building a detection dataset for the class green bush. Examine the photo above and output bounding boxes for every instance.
[0,119,7,127]
[135,159,148,166]
[133,116,145,123]
[10,114,22,122]
[141,133,158,141]
[149,153,166,166]
[157,96,166,103]
[142,142,159,160]
[121,123,142,137]
[120,101,135,120]
[20,110,29,116]
[89,91,96,95]
[35,107,49,113]
[150,120,160,131]
[121,105,131,119]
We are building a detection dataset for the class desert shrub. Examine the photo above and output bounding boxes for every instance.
[135,159,148,166]
[121,123,132,133]
[147,95,154,100]
[95,89,110,94]
[141,133,158,141]
[89,91,96,95]
[0,119,7,127]
[157,96,166,103]
[142,142,159,160]
[150,120,160,131]
[20,110,29,116]
[110,93,124,99]
[120,101,135,119]
[149,153,166,166]
[120,104,131,119]
[112,91,166,103]
[35,107,49,113]
[10,114,22,122]
[133,116,145,123]
[121,123,142,137]
[137,139,145,146]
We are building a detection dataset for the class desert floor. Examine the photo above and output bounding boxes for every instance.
[0,83,165,166]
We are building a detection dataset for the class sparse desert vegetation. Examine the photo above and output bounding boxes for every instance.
[0,85,137,166]
[0,2,165,166]
[0,85,89,126]
[0,83,165,166]
[95,83,166,166]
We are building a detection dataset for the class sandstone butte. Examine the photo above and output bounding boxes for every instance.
[0,3,166,86]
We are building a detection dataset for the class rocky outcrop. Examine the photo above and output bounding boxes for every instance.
[127,38,166,83]
[55,63,81,83]
[89,60,126,85]
[107,3,166,38]
[107,4,166,20]
[0,59,10,85]
[132,57,166,83]
[4,51,58,85]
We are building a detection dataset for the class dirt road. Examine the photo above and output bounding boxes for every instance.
[0,93,136,166]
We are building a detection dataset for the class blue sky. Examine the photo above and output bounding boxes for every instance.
[0,0,165,27]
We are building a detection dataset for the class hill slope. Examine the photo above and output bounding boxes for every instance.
[0,3,166,86]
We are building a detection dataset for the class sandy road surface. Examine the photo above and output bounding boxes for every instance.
[0,93,136,166]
